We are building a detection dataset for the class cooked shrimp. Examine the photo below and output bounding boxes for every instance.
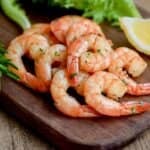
[79,51,112,73]
[84,71,150,117]
[66,19,104,45]
[109,47,150,95]
[67,34,113,86]
[50,15,104,44]
[24,23,58,44]
[50,69,99,117]
[6,34,49,92]
[35,44,67,87]
[50,15,80,43]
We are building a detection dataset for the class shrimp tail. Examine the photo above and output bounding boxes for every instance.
[55,103,99,117]
[121,101,150,115]
[67,55,79,86]
[127,83,150,95]
[80,105,100,116]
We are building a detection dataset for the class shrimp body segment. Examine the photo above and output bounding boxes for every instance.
[50,16,81,43]
[24,23,58,44]
[50,15,104,44]
[75,71,89,95]
[79,51,112,73]
[6,34,49,92]
[66,20,104,45]
[35,44,67,87]
[84,71,150,117]
[67,34,113,86]
[109,47,147,77]
[109,47,150,95]
[51,69,99,117]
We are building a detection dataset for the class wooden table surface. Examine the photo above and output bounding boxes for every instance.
[0,0,150,150]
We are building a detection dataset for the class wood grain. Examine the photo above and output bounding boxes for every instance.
[135,0,150,12]
[0,0,150,150]
[0,108,149,150]
[0,109,52,150]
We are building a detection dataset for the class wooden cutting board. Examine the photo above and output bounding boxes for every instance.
[0,2,150,150]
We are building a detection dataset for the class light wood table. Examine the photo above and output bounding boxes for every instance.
[0,0,149,150]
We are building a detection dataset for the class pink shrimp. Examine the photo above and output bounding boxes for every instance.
[50,15,104,44]
[79,51,112,73]
[24,23,58,44]
[84,71,150,117]
[6,34,50,92]
[66,19,105,45]
[67,34,113,86]
[108,47,150,96]
[35,44,67,87]
[50,69,100,117]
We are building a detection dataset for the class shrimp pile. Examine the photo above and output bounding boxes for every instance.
[6,15,150,117]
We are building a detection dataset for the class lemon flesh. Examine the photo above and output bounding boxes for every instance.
[120,17,150,55]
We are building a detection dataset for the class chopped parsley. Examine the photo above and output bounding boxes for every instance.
[131,107,137,114]
[39,48,46,55]
[121,79,128,85]
[97,49,104,56]
[86,52,91,58]
[0,41,19,80]
[54,51,60,56]
[69,72,78,79]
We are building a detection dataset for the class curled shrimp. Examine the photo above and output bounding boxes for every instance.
[6,34,50,92]
[79,51,112,73]
[67,34,113,86]
[35,44,67,87]
[24,23,58,44]
[84,71,150,117]
[108,47,150,96]
[50,15,104,44]
[50,69,99,117]
[66,19,104,45]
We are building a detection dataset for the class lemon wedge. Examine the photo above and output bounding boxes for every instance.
[120,17,150,55]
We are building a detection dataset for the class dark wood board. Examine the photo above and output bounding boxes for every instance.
[0,2,150,150]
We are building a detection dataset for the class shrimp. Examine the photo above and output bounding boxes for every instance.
[67,34,113,86]
[24,23,58,44]
[66,19,105,45]
[6,34,50,92]
[50,69,100,117]
[84,71,150,117]
[79,51,112,73]
[108,47,150,96]
[35,44,67,87]
[50,15,104,44]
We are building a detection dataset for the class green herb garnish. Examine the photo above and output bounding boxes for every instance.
[69,72,78,79]
[86,52,91,58]
[0,42,19,80]
[131,107,137,114]
[39,48,45,54]
[54,51,60,56]
[121,79,128,85]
